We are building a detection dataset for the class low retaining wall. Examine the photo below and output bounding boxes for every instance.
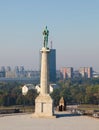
[0,109,20,114]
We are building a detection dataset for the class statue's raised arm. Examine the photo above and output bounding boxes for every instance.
[43,26,49,48]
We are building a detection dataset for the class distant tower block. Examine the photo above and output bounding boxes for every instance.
[33,27,55,118]
[50,41,53,49]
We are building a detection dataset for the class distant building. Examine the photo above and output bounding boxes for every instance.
[14,66,19,78]
[19,66,26,78]
[6,66,11,71]
[49,49,56,83]
[0,71,5,77]
[79,67,93,78]
[93,72,99,78]
[60,67,73,79]
[20,66,24,72]
[6,66,16,78]
[56,70,62,80]
[1,66,6,72]
[73,70,80,78]
[0,66,5,77]
[14,66,19,74]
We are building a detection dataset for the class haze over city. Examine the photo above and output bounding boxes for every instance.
[0,0,99,71]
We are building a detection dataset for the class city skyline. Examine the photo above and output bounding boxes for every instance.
[0,0,99,71]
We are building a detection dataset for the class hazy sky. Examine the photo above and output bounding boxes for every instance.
[0,0,99,71]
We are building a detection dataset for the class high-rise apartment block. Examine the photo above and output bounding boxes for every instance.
[49,49,56,83]
[0,66,5,77]
[79,67,93,78]
[60,67,73,79]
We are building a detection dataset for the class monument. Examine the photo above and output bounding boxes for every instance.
[34,26,55,118]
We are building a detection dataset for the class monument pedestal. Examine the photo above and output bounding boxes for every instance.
[33,94,55,118]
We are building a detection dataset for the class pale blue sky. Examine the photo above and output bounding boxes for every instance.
[0,0,99,71]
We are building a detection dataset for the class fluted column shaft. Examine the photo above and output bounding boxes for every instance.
[40,47,50,95]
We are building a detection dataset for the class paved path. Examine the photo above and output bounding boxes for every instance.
[0,112,99,130]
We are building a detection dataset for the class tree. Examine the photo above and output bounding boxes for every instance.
[50,88,61,106]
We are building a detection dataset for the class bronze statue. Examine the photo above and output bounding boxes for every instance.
[43,26,49,48]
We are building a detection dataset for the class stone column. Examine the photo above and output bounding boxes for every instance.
[40,47,50,95]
